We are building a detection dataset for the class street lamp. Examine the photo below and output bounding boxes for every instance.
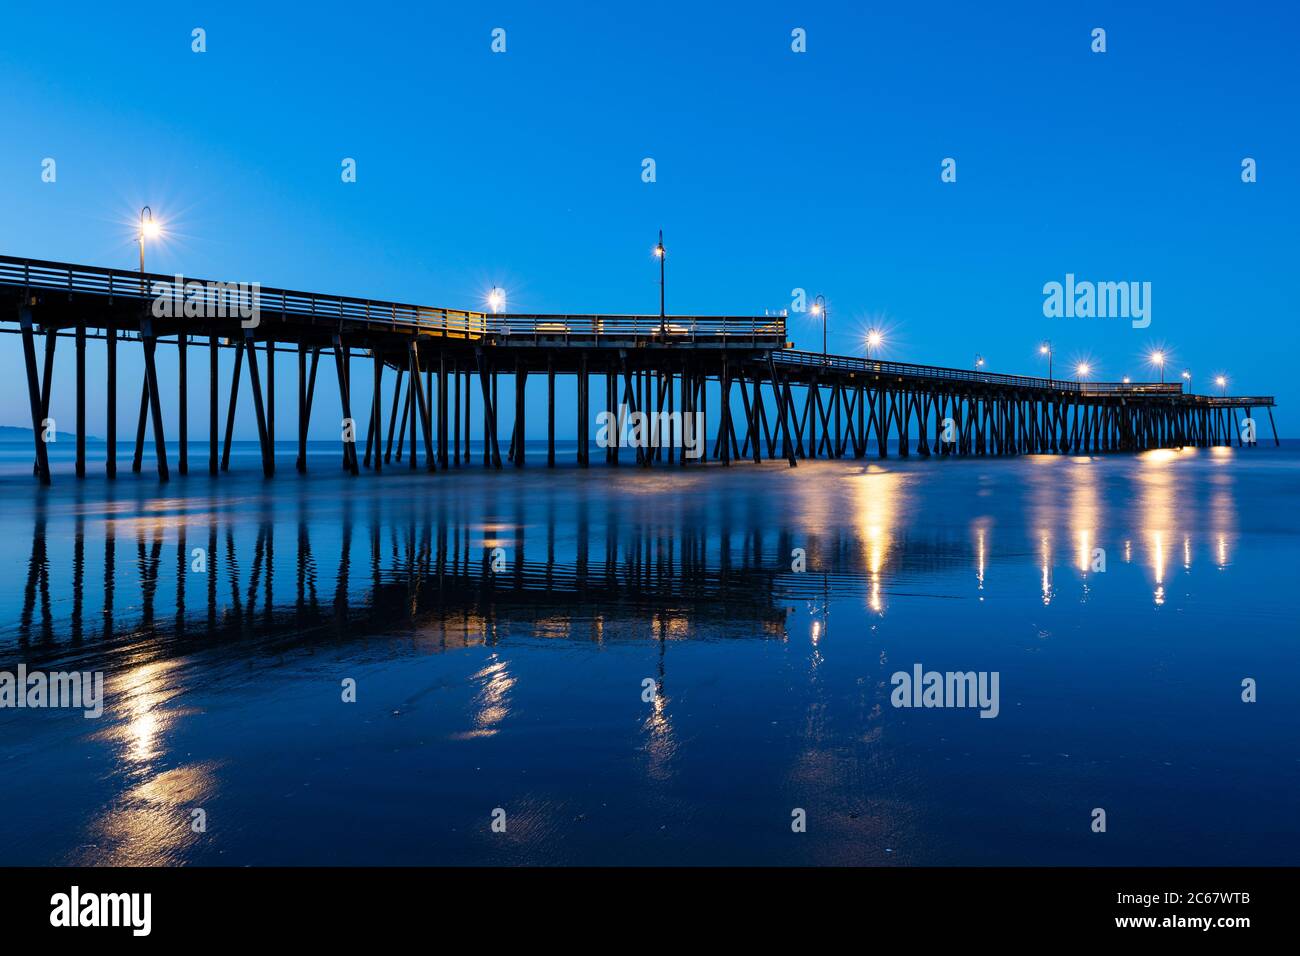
[1149,350,1166,384]
[653,230,666,333]
[1122,376,1131,384]
[865,328,883,360]
[1075,361,1091,382]
[1216,374,1227,396]
[975,354,985,371]
[1181,368,1191,393]
[138,206,161,279]
[1039,341,1053,383]
[487,286,505,313]
[810,294,828,360]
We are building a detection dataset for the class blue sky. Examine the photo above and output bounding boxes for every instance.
[1,0,1296,439]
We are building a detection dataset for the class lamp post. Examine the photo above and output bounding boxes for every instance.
[1150,350,1166,384]
[1075,361,1091,383]
[975,354,984,372]
[1039,341,1053,383]
[866,328,882,361]
[487,286,505,330]
[654,231,666,334]
[1216,375,1227,396]
[1181,368,1191,393]
[138,206,160,291]
[811,294,827,360]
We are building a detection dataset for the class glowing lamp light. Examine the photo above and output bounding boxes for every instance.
[1076,362,1091,378]
[866,330,883,350]
[487,287,505,313]
[137,206,162,276]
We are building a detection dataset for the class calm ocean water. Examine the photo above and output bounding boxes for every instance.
[0,440,1296,865]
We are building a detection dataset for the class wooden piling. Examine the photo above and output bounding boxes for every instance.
[107,327,117,478]
[75,322,85,477]
[19,308,51,485]
[177,333,187,475]
[209,335,218,475]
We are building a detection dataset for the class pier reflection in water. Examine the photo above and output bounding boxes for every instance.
[0,444,1296,865]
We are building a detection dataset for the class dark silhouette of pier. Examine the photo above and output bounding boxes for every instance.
[1,254,1279,485]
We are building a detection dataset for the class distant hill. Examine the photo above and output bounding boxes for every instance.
[0,425,103,444]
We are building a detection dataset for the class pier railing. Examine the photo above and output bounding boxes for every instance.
[0,255,786,342]
[0,254,491,338]
[772,349,1183,395]
[1199,395,1275,406]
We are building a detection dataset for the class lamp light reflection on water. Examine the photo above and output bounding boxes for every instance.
[641,639,676,783]
[1152,532,1166,605]
[1069,459,1101,601]
[1139,446,1180,606]
[469,655,515,736]
[852,468,906,615]
[1039,532,1053,606]
[79,659,218,866]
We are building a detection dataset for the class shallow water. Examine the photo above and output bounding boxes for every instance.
[0,441,1297,865]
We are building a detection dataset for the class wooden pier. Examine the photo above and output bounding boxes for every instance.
[0,254,1279,485]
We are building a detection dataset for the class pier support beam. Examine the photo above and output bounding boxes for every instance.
[438,350,449,469]
[297,343,308,472]
[578,354,589,467]
[767,357,797,468]
[141,320,170,481]
[19,307,51,485]
[405,352,417,468]
[333,339,360,476]
[35,329,56,476]
[368,349,383,472]
[209,335,218,475]
[301,347,320,471]
[547,354,555,467]
[221,340,244,471]
[75,322,86,477]
[411,344,436,471]
[514,358,527,467]
[266,339,275,474]
[107,328,117,478]
[177,333,188,475]
[453,359,461,468]
[133,378,148,473]
[244,330,274,478]
[477,351,502,468]
[719,357,732,466]
[384,367,404,464]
